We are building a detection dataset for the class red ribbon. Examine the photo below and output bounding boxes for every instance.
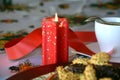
[5,27,97,60]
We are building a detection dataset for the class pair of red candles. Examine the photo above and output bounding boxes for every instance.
[42,13,69,65]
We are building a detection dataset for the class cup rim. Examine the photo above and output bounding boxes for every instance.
[95,17,120,26]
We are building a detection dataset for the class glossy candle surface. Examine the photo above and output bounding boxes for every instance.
[42,16,69,65]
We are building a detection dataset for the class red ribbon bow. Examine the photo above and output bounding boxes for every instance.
[5,27,97,60]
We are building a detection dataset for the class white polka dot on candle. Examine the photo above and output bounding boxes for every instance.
[47,49,49,51]
[53,42,56,45]
[48,39,50,42]
[55,36,56,39]
[46,32,49,34]
[48,25,50,28]
[48,57,51,60]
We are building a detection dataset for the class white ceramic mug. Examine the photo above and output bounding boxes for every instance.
[95,17,120,57]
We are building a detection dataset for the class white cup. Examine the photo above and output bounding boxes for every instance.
[95,17,120,57]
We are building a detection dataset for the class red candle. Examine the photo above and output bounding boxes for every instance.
[42,13,69,65]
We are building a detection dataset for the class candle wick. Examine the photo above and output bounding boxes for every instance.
[54,13,58,22]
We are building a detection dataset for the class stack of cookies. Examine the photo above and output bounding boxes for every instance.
[56,52,120,80]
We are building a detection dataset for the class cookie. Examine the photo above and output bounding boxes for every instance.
[84,65,97,80]
[72,58,89,65]
[89,52,111,65]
